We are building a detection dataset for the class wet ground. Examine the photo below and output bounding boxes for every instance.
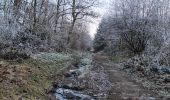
[53,54,95,100]
[52,53,161,100]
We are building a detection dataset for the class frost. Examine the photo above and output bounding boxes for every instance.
[35,52,73,62]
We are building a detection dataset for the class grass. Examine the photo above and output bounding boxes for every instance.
[0,52,75,100]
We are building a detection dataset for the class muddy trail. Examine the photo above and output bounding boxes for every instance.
[51,53,160,100]
[94,53,160,100]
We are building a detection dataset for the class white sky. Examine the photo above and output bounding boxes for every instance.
[88,0,110,39]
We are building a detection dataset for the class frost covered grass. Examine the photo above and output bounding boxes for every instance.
[80,57,92,66]
[66,52,93,78]
[35,52,73,62]
[78,53,92,78]
[121,55,170,96]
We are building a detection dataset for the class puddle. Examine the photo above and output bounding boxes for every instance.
[55,56,94,100]
[55,87,94,100]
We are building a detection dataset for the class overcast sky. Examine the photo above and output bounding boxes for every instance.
[88,0,110,38]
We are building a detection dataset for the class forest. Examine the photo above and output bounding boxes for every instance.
[0,0,170,100]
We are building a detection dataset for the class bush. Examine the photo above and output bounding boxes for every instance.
[119,30,148,54]
[0,47,30,60]
[93,35,106,52]
[0,42,10,51]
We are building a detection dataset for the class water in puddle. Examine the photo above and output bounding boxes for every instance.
[55,88,94,100]
[55,57,94,100]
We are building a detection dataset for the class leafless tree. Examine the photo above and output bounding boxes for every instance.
[68,0,98,49]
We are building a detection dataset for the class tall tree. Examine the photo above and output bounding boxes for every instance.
[68,0,97,49]
[13,0,22,19]
[33,0,37,29]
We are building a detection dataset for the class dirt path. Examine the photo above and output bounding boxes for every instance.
[93,53,158,100]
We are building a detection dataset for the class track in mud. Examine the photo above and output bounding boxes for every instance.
[94,54,160,100]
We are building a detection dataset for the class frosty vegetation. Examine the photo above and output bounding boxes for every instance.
[94,0,170,68]
[0,0,97,60]
[94,0,170,95]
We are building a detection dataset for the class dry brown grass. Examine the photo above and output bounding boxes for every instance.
[0,57,73,100]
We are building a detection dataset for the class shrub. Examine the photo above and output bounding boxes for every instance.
[93,35,106,52]
[0,49,30,60]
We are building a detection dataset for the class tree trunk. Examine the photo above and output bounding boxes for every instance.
[13,0,21,20]
[54,0,61,33]
[68,0,76,49]
[33,0,37,30]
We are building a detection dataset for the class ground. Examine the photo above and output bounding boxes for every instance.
[0,52,75,100]
[53,52,162,100]
[0,52,167,100]
[93,53,159,99]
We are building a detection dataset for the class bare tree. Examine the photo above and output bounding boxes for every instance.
[68,0,98,49]
[33,0,37,29]
[94,0,170,55]
[0,0,95,52]
[14,0,22,15]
